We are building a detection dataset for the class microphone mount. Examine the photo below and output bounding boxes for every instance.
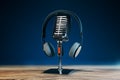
[57,40,63,74]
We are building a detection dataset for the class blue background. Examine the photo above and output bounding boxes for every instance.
[0,0,120,65]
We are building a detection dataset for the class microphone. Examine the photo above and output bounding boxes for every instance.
[53,15,70,41]
[52,15,71,74]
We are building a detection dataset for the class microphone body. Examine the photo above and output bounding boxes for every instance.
[53,15,70,41]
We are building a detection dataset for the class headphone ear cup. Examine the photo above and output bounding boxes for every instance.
[69,42,82,58]
[43,42,55,57]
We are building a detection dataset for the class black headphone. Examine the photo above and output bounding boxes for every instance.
[42,10,83,58]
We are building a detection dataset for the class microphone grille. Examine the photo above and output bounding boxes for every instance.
[53,15,70,41]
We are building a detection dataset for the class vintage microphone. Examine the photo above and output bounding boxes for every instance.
[53,15,70,74]
[42,10,83,75]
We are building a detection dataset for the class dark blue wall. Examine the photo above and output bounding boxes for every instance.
[0,0,120,65]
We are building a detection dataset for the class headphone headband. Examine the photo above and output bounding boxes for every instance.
[42,10,83,45]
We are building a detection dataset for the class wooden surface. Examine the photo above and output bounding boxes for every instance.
[0,65,120,80]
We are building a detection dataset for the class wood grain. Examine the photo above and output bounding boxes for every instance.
[0,65,119,80]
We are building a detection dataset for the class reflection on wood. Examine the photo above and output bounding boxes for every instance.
[0,65,120,80]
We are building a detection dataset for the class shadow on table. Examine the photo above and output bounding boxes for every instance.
[43,68,94,75]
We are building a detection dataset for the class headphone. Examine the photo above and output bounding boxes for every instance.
[42,10,83,58]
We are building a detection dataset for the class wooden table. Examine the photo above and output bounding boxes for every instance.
[0,65,119,80]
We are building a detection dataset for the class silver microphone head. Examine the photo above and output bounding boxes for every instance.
[53,15,70,41]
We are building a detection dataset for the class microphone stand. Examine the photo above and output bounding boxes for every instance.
[57,40,63,74]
